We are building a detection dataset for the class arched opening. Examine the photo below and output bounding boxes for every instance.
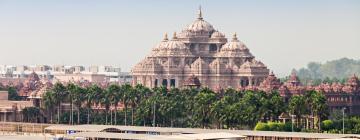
[240,78,249,87]
[209,44,217,52]
[101,128,123,133]
[154,79,158,87]
[162,79,168,87]
[170,79,176,87]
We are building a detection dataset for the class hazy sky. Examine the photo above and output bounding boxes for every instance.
[0,0,359,77]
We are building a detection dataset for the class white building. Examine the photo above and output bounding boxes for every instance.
[0,65,128,84]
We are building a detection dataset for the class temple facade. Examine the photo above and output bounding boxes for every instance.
[131,8,269,90]
[258,72,360,115]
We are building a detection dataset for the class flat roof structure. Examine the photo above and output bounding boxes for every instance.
[44,124,360,139]
[146,132,246,140]
[65,132,246,140]
[66,132,150,140]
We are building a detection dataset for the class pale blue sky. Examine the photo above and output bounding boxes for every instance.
[0,0,359,77]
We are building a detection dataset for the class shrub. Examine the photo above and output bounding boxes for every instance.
[254,122,269,131]
[322,120,334,131]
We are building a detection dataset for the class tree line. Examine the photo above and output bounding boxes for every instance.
[294,57,360,85]
[22,82,335,132]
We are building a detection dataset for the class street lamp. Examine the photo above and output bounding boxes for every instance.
[342,107,346,134]
[291,114,296,132]
[153,101,156,127]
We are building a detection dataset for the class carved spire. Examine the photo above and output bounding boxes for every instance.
[232,32,238,41]
[163,33,168,41]
[172,32,177,39]
[197,6,203,20]
[270,71,274,76]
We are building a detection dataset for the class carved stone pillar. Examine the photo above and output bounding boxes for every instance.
[142,76,146,86]
[249,77,253,86]
[167,78,171,89]
[149,77,153,88]
[254,77,259,86]
[132,76,137,86]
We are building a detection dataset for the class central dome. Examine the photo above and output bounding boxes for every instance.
[185,7,215,33]
[186,19,215,32]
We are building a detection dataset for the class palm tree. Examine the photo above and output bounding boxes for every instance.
[128,89,136,126]
[309,91,328,131]
[108,84,121,125]
[100,88,113,124]
[289,95,307,128]
[193,88,217,128]
[22,107,41,122]
[85,84,102,124]
[151,86,167,127]
[42,91,55,123]
[121,84,133,125]
[131,84,150,125]
[165,88,185,127]
[265,91,285,121]
[211,97,226,128]
[52,82,67,124]
[66,83,77,125]
[73,85,85,124]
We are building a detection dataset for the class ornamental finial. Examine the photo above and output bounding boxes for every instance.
[232,32,238,41]
[163,33,168,41]
[172,32,177,39]
[197,6,203,20]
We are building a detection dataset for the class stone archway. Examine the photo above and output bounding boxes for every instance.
[240,77,249,87]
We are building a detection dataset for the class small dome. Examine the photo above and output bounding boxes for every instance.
[211,31,225,38]
[240,59,266,69]
[150,33,169,56]
[163,32,185,49]
[221,33,248,51]
[217,33,253,57]
[156,32,193,57]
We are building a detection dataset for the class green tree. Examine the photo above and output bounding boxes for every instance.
[236,91,264,128]
[101,88,112,124]
[121,84,133,125]
[288,95,307,128]
[266,91,286,121]
[66,83,77,125]
[8,87,20,100]
[193,88,217,128]
[52,82,67,124]
[86,84,102,124]
[308,91,328,131]
[132,84,151,125]
[22,107,41,122]
[42,91,56,123]
[73,85,85,124]
[108,84,121,125]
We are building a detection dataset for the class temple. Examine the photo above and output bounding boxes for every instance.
[258,72,360,115]
[131,8,270,90]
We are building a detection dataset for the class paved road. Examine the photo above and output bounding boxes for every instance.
[0,135,54,140]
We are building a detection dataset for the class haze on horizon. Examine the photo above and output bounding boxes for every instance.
[0,0,359,77]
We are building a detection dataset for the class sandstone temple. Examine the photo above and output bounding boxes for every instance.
[131,8,269,90]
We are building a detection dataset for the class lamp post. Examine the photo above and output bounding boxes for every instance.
[342,107,346,134]
[291,114,296,132]
[153,101,156,127]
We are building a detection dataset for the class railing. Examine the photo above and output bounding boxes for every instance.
[0,122,52,134]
